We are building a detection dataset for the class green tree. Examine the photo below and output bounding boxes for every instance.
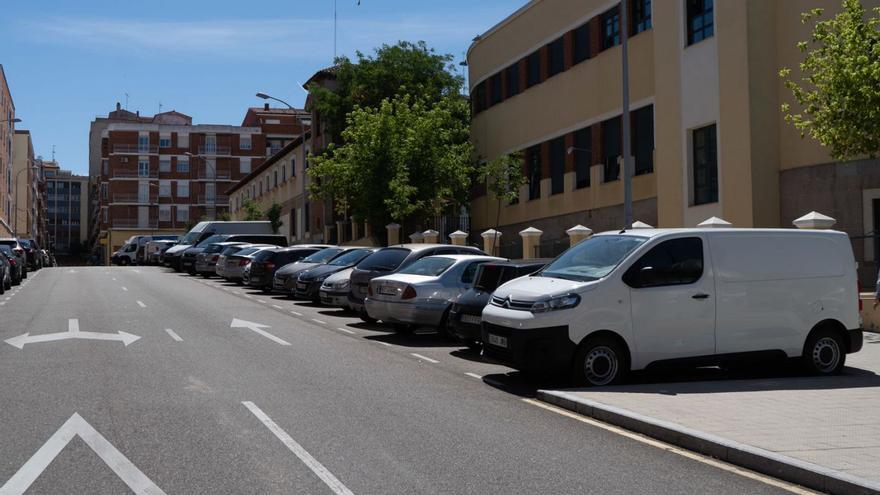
[308,41,462,142]
[480,152,526,253]
[308,95,475,227]
[780,0,880,159]
[216,211,231,221]
[265,203,283,234]
[240,199,264,221]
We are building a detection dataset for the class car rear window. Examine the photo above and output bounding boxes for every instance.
[302,247,345,263]
[221,245,246,256]
[253,249,282,261]
[0,240,17,247]
[278,249,319,263]
[357,248,410,271]
[398,257,455,277]
[204,244,229,254]
[233,247,263,257]
[328,248,373,267]
[474,264,504,291]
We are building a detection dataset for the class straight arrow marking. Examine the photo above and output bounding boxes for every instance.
[230,318,290,346]
[0,413,165,495]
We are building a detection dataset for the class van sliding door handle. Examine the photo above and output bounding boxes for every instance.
[692,293,710,300]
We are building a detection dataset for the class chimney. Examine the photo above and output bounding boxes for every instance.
[264,103,270,110]
[136,111,140,117]
[116,102,121,111]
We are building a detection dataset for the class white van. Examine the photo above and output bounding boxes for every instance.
[481,228,863,386]
[162,221,273,270]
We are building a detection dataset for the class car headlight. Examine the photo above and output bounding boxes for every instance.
[334,279,350,290]
[530,293,580,313]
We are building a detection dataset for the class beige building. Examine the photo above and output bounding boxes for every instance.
[11,130,45,242]
[0,64,16,237]
[468,0,880,282]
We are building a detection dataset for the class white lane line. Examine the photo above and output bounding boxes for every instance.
[121,287,128,291]
[311,319,327,325]
[291,311,302,316]
[374,341,392,347]
[112,277,117,281]
[521,399,812,494]
[164,329,183,342]
[465,372,483,380]
[0,301,5,306]
[410,353,439,364]
[257,299,267,304]
[272,304,283,309]
[336,327,356,335]
[242,402,354,495]
[244,294,253,299]
[136,301,146,308]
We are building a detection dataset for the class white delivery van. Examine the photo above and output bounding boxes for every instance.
[481,228,863,386]
[162,221,273,270]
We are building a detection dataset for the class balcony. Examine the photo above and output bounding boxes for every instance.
[111,193,158,205]
[113,144,159,155]
[112,170,158,179]
[197,146,232,156]
[196,169,232,180]
[197,195,229,206]
[112,218,158,229]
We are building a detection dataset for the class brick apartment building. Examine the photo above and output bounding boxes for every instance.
[89,103,304,264]
[0,64,17,237]
[43,160,87,254]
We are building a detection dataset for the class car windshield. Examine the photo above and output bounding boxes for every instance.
[357,248,409,272]
[302,247,345,264]
[539,235,647,282]
[179,231,202,245]
[221,245,247,256]
[328,249,373,267]
[196,235,228,247]
[399,257,456,277]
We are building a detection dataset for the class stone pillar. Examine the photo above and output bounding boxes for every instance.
[698,216,732,228]
[566,224,593,247]
[350,217,359,241]
[793,211,837,230]
[386,223,401,246]
[409,232,424,244]
[422,229,439,244]
[363,221,371,239]
[481,229,501,256]
[323,224,333,244]
[519,226,543,259]
[449,230,468,246]
[336,220,345,243]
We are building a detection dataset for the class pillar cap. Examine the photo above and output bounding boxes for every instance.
[630,221,654,229]
[697,216,732,228]
[793,211,837,229]
[422,229,439,236]
[386,223,401,229]
[481,229,502,238]
[519,226,543,237]
[566,224,593,236]
[449,230,468,239]
[408,232,424,240]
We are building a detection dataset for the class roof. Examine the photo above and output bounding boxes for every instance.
[302,65,339,89]
[225,131,310,195]
[466,0,540,58]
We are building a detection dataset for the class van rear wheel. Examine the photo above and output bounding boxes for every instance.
[571,336,628,387]
[802,329,846,376]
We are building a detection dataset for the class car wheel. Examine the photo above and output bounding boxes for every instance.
[571,336,628,387]
[436,307,453,339]
[466,340,482,351]
[201,272,210,278]
[802,328,846,376]
[359,311,377,324]
[4,278,10,290]
[0,279,4,295]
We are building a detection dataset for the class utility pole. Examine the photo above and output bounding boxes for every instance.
[620,0,633,229]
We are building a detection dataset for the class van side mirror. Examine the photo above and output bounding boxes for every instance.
[623,265,654,288]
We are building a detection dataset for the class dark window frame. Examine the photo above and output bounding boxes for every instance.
[601,6,621,50]
[602,116,622,182]
[527,145,542,200]
[573,23,590,65]
[574,128,591,189]
[632,105,654,176]
[632,0,653,34]
[526,52,542,88]
[505,63,520,98]
[549,137,565,195]
[623,237,705,288]
[686,0,714,46]
[692,124,718,205]
[489,73,503,106]
[548,37,565,77]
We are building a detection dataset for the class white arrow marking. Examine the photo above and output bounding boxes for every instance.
[4,319,141,349]
[230,318,290,346]
[0,413,166,495]
[164,329,183,342]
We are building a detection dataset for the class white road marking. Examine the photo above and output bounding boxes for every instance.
[374,341,392,347]
[311,319,327,325]
[521,399,813,495]
[136,301,146,308]
[272,305,283,309]
[4,319,140,349]
[465,372,483,379]
[291,311,302,316]
[230,318,290,346]
[336,327,356,335]
[410,353,439,364]
[257,299,267,304]
[242,402,354,495]
[164,329,183,342]
[121,287,128,291]
[244,294,253,299]
[112,277,117,281]
[0,413,166,495]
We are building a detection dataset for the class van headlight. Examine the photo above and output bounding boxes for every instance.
[530,294,580,313]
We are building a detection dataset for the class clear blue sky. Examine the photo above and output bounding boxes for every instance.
[0,0,523,175]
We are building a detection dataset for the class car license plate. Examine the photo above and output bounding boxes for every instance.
[487,333,508,348]
[378,285,397,296]
[358,286,368,295]
[460,314,481,325]
[296,282,307,290]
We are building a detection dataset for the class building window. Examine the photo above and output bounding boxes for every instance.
[601,7,621,50]
[473,82,486,114]
[633,0,652,34]
[177,180,189,198]
[304,203,310,232]
[632,105,654,175]
[159,157,171,172]
[282,164,287,182]
[505,64,519,99]
[259,182,263,196]
[489,73,503,106]
[138,160,150,177]
[291,156,296,177]
[574,128,591,189]
[549,137,565,195]
[176,205,189,222]
[159,205,171,222]
[178,134,189,149]
[159,136,171,148]
[101,183,108,199]
[159,180,171,197]
[240,158,251,174]
[274,169,278,188]
[602,116,621,182]
[138,135,150,153]
[240,135,252,150]
[687,0,714,45]
[573,23,590,65]
[692,124,718,205]
[526,52,541,88]
[548,37,565,77]
[527,145,542,200]
[177,157,189,173]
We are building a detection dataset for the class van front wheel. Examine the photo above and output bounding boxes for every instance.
[571,337,628,387]
[802,329,846,376]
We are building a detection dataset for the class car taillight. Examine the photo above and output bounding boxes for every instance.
[239,259,249,266]
[8,258,16,265]
[211,255,219,262]
[858,280,863,312]
[402,285,417,300]
[266,262,275,271]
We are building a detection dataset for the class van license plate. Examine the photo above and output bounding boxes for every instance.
[460,314,481,325]
[487,334,508,348]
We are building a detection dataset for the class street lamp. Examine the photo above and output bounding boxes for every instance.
[620,0,634,229]
[255,92,294,110]
[2,118,22,126]
[13,165,40,235]
[185,152,217,220]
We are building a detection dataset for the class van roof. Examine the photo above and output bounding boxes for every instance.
[595,228,847,239]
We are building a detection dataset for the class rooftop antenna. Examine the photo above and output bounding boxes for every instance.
[124,92,129,110]
[51,145,56,162]
[158,101,163,113]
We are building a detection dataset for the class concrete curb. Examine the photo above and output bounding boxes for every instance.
[537,390,880,495]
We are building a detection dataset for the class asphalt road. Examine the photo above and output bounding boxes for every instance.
[0,266,806,494]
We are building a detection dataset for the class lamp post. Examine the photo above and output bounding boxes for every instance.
[2,118,22,126]
[13,165,40,236]
[620,0,633,229]
[186,152,216,220]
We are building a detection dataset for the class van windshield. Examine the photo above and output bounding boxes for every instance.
[179,232,202,245]
[539,235,646,282]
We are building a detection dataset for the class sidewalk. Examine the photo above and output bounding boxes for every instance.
[538,331,880,495]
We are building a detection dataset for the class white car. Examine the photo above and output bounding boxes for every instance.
[319,268,356,309]
[482,228,863,386]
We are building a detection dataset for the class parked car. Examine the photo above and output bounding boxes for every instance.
[319,268,357,309]
[145,239,178,265]
[449,259,549,350]
[0,245,22,286]
[0,239,27,279]
[111,241,139,265]
[220,245,277,284]
[181,234,287,275]
[349,244,487,322]
[246,246,326,291]
[194,241,247,277]
[272,246,346,294]
[482,228,863,387]
[295,248,378,302]
[0,249,11,293]
[19,239,41,270]
[40,249,52,268]
[365,255,503,333]
[163,221,275,271]
[215,244,258,279]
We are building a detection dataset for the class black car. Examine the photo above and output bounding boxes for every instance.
[449,259,549,349]
[0,249,11,293]
[294,248,377,302]
[0,239,27,280]
[19,239,42,270]
[181,234,288,274]
[348,243,486,322]
[0,245,23,286]
[246,246,324,291]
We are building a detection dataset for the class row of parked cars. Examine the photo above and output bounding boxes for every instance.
[0,237,54,294]
[156,221,865,386]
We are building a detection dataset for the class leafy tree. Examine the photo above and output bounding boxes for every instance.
[265,203,284,234]
[308,41,463,142]
[240,199,264,221]
[308,95,475,227]
[216,211,231,221]
[780,0,880,159]
[480,152,526,253]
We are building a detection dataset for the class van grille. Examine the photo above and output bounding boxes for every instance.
[489,295,533,311]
